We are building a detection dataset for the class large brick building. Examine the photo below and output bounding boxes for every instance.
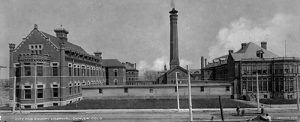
[202,42,300,100]
[9,25,107,108]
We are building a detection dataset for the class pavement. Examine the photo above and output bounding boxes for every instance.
[0,108,299,122]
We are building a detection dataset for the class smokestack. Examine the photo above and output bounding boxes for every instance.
[201,56,204,69]
[169,8,180,69]
[261,41,267,50]
[241,43,247,50]
[205,58,207,67]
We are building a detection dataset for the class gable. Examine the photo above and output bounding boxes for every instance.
[14,29,59,55]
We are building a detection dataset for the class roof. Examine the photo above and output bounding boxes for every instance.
[41,31,88,55]
[207,42,279,67]
[232,42,278,61]
[102,59,125,68]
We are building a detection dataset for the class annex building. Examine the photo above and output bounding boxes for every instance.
[202,42,300,100]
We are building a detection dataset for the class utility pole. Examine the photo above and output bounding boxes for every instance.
[34,64,37,109]
[219,96,224,122]
[256,72,260,112]
[175,72,180,111]
[296,65,299,111]
[187,65,193,121]
[12,76,16,113]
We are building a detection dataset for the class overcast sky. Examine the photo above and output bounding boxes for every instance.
[1,0,300,78]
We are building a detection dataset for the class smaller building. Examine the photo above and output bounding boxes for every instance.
[123,62,139,81]
[103,59,126,85]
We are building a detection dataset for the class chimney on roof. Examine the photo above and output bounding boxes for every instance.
[261,41,267,50]
[205,58,207,67]
[94,52,102,59]
[241,43,247,50]
[54,25,69,42]
[228,50,233,54]
[201,56,204,69]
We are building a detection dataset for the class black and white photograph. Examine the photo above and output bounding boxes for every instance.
[0,0,300,121]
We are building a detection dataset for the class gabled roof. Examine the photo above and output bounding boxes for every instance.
[213,42,278,61]
[41,32,88,55]
[231,42,278,61]
[102,59,125,68]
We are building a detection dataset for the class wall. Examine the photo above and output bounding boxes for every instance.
[82,84,232,99]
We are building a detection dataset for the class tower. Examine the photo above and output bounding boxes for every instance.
[169,8,180,69]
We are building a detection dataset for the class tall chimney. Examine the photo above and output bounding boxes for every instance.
[261,41,267,50]
[54,25,69,42]
[201,56,204,69]
[169,8,180,69]
[205,58,207,67]
[241,43,247,50]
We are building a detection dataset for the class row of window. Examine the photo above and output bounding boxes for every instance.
[15,63,59,77]
[241,64,300,75]
[68,63,105,77]
[241,77,295,92]
[16,85,59,99]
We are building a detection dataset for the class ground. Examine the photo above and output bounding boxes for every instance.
[0,108,299,122]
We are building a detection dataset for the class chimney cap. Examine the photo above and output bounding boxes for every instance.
[169,8,178,14]
[54,25,69,34]
[228,50,234,54]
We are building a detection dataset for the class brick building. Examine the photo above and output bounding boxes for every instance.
[102,59,126,85]
[9,25,106,108]
[123,62,139,82]
[202,42,300,100]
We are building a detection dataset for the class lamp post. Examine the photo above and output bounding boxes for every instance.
[175,72,180,111]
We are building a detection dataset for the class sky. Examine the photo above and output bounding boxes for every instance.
[1,0,300,78]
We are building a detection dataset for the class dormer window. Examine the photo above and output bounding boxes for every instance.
[256,50,264,58]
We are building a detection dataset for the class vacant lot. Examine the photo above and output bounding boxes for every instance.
[42,98,255,110]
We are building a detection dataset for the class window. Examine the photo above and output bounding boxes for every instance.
[77,83,80,93]
[149,88,153,93]
[114,70,118,76]
[226,86,230,91]
[264,95,268,98]
[74,64,77,76]
[16,86,20,99]
[175,86,177,92]
[200,86,204,92]
[52,85,59,97]
[248,81,252,91]
[53,103,58,106]
[99,88,103,94]
[24,89,31,99]
[37,104,44,108]
[24,105,31,109]
[37,85,43,98]
[69,84,72,95]
[51,63,59,76]
[124,88,128,93]
[37,66,43,76]
[24,65,31,76]
[68,63,72,76]
[15,64,21,77]
[82,66,85,76]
